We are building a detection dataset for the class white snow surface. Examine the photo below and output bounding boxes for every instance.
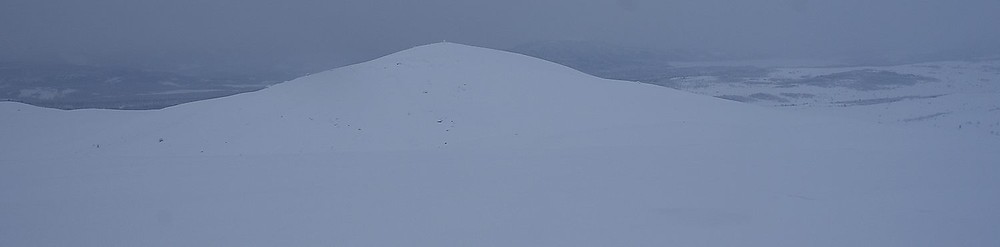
[2,43,999,246]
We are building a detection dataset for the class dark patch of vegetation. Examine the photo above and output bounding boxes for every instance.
[914,65,942,69]
[644,67,774,89]
[715,95,755,103]
[902,112,951,122]
[832,95,945,106]
[749,93,789,103]
[780,69,938,90]
[780,93,816,99]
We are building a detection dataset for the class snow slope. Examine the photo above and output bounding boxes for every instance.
[2,43,999,246]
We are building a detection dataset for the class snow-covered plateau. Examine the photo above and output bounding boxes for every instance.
[2,43,999,246]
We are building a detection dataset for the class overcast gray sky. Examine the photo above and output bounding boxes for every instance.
[2,0,999,68]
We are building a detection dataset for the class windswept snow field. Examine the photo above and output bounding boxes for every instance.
[2,43,999,246]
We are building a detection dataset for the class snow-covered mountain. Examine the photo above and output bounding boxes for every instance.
[2,43,999,246]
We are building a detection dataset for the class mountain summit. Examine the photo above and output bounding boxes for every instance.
[4,42,760,156]
[2,43,999,247]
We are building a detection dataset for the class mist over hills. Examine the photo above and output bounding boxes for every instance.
[0,62,279,109]
[4,38,998,140]
[4,0,1000,245]
[3,43,999,246]
[3,37,997,111]
[0,45,342,109]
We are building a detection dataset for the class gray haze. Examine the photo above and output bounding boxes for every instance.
[2,0,999,70]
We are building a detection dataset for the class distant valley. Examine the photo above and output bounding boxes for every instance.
[511,41,1000,138]
[0,62,285,110]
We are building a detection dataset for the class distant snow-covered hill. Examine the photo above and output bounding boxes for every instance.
[667,61,1000,137]
[2,43,998,247]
